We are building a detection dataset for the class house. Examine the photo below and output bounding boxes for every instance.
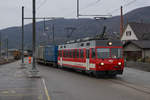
[121,22,150,41]
[123,40,150,61]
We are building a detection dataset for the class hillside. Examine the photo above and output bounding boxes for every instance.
[1,6,150,49]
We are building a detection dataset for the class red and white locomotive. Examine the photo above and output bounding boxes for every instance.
[58,38,124,77]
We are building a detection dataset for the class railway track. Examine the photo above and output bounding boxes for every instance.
[108,78,150,95]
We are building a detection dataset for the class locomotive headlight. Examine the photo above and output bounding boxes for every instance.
[108,42,112,46]
[100,62,104,66]
[118,62,122,65]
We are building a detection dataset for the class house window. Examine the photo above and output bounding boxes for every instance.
[126,31,131,36]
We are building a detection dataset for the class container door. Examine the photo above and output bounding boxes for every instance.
[54,46,58,62]
[86,49,90,70]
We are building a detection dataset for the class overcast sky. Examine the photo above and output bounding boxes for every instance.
[0,0,150,29]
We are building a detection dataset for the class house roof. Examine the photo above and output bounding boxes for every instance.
[124,40,150,49]
[128,22,150,40]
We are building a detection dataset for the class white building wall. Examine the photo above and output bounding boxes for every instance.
[144,49,150,58]
[121,25,138,41]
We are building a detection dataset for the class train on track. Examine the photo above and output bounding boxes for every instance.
[36,38,125,77]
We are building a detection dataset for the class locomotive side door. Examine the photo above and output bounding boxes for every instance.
[86,49,90,70]
[60,50,63,66]
[60,57,62,66]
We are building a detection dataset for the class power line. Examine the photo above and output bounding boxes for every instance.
[37,0,48,10]
[124,0,137,7]
[107,0,137,15]
[64,0,102,17]
[80,0,102,10]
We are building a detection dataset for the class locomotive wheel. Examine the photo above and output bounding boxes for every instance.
[110,74,117,78]
[53,63,58,68]
[58,65,63,69]
[94,74,100,78]
[81,70,85,73]
[89,72,95,77]
[107,74,117,78]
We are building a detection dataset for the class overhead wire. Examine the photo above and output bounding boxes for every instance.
[107,0,137,15]
[64,0,102,17]
[80,0,102,10]
[37,0,48,10]
[124,0,137,7]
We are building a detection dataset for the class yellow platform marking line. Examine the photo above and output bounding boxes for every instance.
[1,91,9,94]
[0,94,39,97]
[38,94,43,100]
[42,78,51,100]
[0,88,41,99]
[0,88,38,91]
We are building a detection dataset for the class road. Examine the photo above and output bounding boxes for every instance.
[37,63,150,100]
[0,60,150,100]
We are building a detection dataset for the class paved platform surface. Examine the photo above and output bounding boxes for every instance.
[0,60,150,100]
[0,61,49,100]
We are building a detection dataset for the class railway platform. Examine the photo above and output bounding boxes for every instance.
[0,61,49,100]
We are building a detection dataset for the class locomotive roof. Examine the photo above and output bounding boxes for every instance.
[58,40,122,49]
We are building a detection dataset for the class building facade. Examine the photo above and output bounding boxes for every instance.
[122,22,150,62]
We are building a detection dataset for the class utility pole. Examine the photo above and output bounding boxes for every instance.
[43,18,48,45]
[24,17,63,47]
[65,27,76,41]
[120,6,124,39]
[52,24,55,45]
[5,38,8,60]
[32,0,37,70]
[43,18,46,33]
[28,0,40,78]
[0,32,1,57]
[21,6,25,65]
[77,0,79,18]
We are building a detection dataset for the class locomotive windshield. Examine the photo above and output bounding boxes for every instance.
[97,48,122,59]
[110,48,122,58]
[97,48,110,59]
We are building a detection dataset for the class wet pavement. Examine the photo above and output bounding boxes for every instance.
[0,61,48,100]
[0,60,150,100]
[37,64,150,100]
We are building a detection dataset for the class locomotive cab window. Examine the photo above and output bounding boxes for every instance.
[97,48,110,59]
[111,48,122,58]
